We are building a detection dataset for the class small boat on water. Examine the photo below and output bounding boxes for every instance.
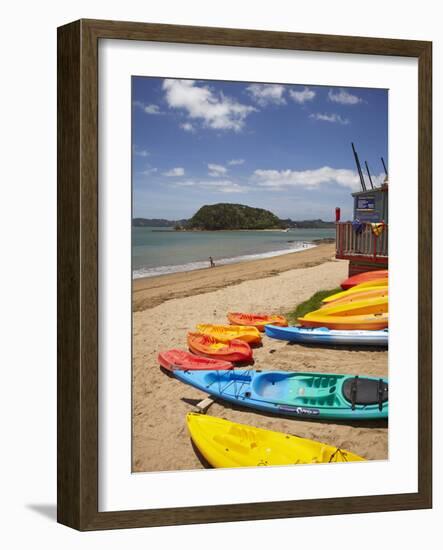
[227,312,288,331]
[173,369,389,420]
[158,349,233,371]
[186,413,365,468]
[265,325,388,347]
[187,333,253,363]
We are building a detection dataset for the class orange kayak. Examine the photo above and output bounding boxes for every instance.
[187,333,253,362]
[227,312,288,331]
[298,312,388,330]
[341,270,388,290]
[196,324,262,345]
[158,349,233,371]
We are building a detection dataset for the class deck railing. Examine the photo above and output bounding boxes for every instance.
[336,222,388,260]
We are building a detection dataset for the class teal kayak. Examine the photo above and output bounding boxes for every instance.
[173,369,388,420]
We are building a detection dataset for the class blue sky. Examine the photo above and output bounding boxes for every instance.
[132,78,388,220]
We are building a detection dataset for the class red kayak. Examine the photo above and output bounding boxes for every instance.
[187,332,253,363]
[158,349,233,371]
[341,270,388,290]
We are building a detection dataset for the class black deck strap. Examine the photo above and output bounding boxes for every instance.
[329,448,348,463]
[377,378,384,411]
[350,376,359,411]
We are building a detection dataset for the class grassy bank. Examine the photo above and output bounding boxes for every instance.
[287,287,341,324]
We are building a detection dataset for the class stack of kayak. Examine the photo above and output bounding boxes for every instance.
[155,269,388,468]
[288,270,389,337]
[161,316,288,369]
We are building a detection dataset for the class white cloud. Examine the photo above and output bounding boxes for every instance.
[144,104,163,115]
[162,79,256,132]
[228,159,245,166]
[328,89,362,105]
[253,167,361,190]
[309,113,349,125]
[133,147,150,157]
[180,122,195,132]
[289,87,316,104]
[173,179,246,193]
[208,163,227,177]
[140,167,157,176]
[163,167,185,177]
[246,84,286,106]
[133,100,164,115]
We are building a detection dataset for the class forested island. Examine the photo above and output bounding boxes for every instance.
[184,204,281,230]
[132,204,335,230]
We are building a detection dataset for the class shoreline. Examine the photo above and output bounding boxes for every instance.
[151,229,291,233]
[133,243,337,312]
[172,228,290,232]
[133,242,317,280]
[140,227,336,232]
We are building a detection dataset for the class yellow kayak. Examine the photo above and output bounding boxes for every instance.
[347,279,387,290]
[298,311,388,330]
[319,295,388,316]
[187,413,364,468]
[323,283,388,304]
[196,324,262,345]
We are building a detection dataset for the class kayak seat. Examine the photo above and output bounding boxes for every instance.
[342,377,388,406]
[251,372,289,397]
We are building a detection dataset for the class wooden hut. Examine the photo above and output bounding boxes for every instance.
[336,146,388,276]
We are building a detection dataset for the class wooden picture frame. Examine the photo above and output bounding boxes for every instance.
[57,19,432,530]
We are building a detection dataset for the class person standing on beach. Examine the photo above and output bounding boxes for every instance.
[209,256,215,268]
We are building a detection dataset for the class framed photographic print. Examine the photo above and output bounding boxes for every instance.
[57,19,432,530]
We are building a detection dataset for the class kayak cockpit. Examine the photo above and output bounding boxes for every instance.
[251,372,344,407]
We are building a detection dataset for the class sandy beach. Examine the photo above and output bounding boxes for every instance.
[132,244,388,472]
[133,243,337,311]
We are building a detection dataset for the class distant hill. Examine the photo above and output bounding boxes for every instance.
[132,211,335,230]
[132,218,187,227]
[279,218,335,229]
[186,203,282,230]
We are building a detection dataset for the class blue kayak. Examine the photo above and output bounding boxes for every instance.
[265,325,388,347]
[173,369,388,420]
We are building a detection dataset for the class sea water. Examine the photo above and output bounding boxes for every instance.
[132,227,335,278]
